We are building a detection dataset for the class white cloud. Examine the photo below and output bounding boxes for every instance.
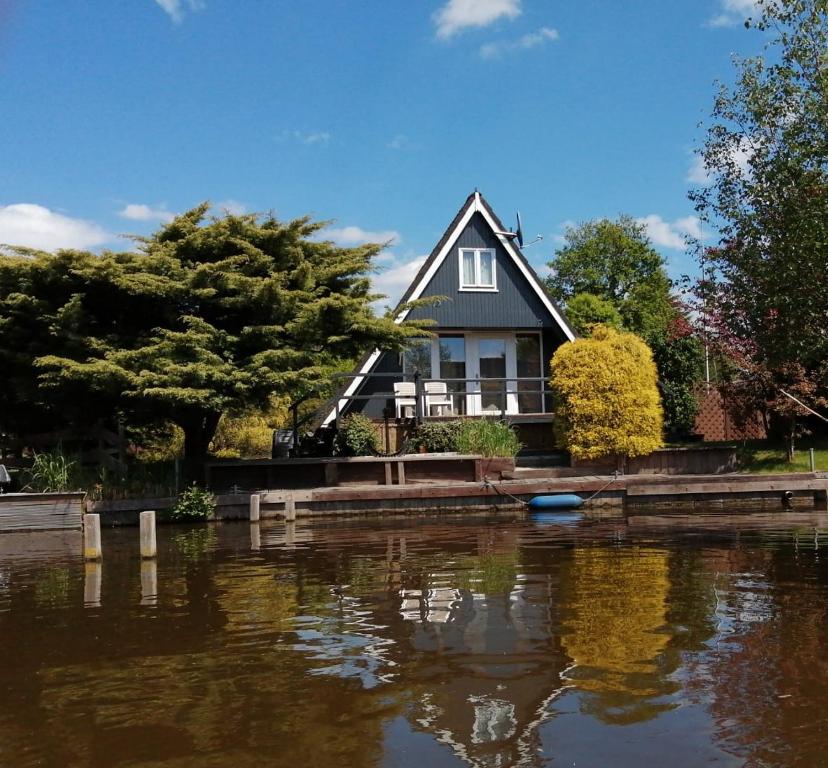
[322,226,401,247]
[433,0,521,39]
[480,26,559,58]
[708,0,760,27]
[276,130,331,146]
[372,255,428,308]
[637,214,702,250]
[154,0,205,23]
[687,154,711,184]
[0,203,111,252]
[118,203,175,223]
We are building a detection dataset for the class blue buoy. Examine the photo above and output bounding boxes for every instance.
[528,511,583,525]
[528,494,584,511]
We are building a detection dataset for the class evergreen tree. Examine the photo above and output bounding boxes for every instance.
[551,326,663,463]
[1,206,429,464]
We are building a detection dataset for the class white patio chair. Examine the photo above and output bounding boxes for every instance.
[424,381,453,416]
[393,381,417,419]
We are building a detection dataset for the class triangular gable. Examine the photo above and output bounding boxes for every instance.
[320,192,574,426]
[395,191,575,339]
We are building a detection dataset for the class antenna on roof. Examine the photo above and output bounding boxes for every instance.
[493,211,543,248]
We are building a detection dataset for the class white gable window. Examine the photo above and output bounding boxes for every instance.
[459,248,496,291]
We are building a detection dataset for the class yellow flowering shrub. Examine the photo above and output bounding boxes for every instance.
[551,326,663,460]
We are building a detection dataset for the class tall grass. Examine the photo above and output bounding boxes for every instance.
[25,450,77,493]
[455,419,521,458]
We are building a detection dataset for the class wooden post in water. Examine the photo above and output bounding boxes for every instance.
[83,513,102,561]
[250,522,261,551]
[249,493,261,522]
[140,559,157,606]
[84,561,102,607]
[139,511,157,559]
[284,493,297,522]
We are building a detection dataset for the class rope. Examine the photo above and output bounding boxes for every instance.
[482,470,621,506]
[482,476,530,506]
[779,389,828,424]
[582,471,621,502]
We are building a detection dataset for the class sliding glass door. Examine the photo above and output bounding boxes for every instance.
[402,332,545,416]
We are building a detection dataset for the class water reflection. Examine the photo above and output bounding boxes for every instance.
[1,515,828,767]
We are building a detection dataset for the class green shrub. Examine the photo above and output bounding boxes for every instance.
[210,414,273,459]
[169,484,216,522]
[25,450,78,492]
[551,326,663,460]
[334,414,379,456]
[455,419,522,458]
[412,420,463,453]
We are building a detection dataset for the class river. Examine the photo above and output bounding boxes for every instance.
[1,511,827,767]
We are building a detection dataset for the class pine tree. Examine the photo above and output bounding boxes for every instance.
[1,206,429,465]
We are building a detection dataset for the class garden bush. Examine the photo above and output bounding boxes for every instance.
[334,414,379,456]
[412,420,463,453]
[169,484,216,522]
[455,419,521,458]
[551,325,663,461]
[210,414,273,459]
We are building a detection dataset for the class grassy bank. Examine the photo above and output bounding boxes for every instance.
[663,438,828,474]
[734,440,828,474]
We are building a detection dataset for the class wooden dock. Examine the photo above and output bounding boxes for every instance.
[8,471,821,532]
[252,472,828,519]
[0,492,85,532]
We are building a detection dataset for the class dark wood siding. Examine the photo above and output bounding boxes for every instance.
[406,213,567,342]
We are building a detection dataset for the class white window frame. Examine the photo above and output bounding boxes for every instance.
[458,248,497,291]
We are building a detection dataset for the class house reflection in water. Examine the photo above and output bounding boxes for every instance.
[391,543,571,768]
[287,525,688,768]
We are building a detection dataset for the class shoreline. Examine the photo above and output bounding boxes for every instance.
[1,471,826,533]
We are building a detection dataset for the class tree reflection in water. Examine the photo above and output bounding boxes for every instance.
[1,518,828,767]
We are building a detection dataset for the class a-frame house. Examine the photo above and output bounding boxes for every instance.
[322,191,575,429]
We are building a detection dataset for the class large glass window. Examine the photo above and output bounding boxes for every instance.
[402,339,432,378]
[516,334,542,413]
[459,248,496,290]
[439,336,466,415]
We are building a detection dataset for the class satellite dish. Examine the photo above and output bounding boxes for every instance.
[493,209,541,247]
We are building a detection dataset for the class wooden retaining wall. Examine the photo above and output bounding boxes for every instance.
[256,473,828,519]
[88,493,249,525]
[0,492,85,532]
[204,454,515,493]
[50,472,828,528]
[572,446,739,475]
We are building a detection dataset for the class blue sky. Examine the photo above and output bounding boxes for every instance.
[0,0,765,305]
